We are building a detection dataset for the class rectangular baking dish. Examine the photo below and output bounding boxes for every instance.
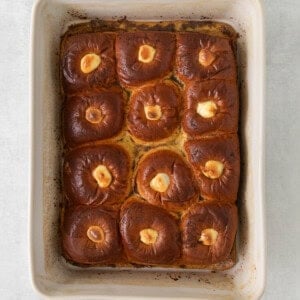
[29,0,265,299]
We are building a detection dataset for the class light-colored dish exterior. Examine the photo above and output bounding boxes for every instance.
[29,0,265,299]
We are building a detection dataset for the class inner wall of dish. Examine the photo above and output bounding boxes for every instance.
[40,0,259,295]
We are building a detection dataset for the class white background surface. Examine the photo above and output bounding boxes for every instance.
[0,0,299,299]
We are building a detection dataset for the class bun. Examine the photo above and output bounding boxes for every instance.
[120,197,181,265]
[136,148,198,212]
[184,134,240,202]
[181,201,237,265]
[176,32,236,83]
[127,82,181,143]
[63,89,125,147]
[60,22,240,270]
[61,32,116,93]
[62,206,122,265]
[116,31,175,87]
[63,144,131,209]
[182,80,238,136]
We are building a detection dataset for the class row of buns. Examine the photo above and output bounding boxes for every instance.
[63,79,238,147]
[61,31,237,92]
[62,197,237,266]
[63,140,239,210]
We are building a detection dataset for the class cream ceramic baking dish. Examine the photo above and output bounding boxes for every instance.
[29,0,265,299]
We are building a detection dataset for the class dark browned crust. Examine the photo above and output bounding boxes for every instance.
[182,80,239,136]
[63,89,125,147]
[136,149,198,212]
[61,32,116,94]
[62,206,122,265]
[63,144,131,208]
[184,134,240,202]
[115,31,175,87]
[127,82,181,142]
[181,201,238,265]
[120,197,181,265]
[176,32,237,83]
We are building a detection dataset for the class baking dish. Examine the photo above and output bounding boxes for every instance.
[29,0,265,299]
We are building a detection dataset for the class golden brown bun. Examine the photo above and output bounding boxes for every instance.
[184,134,240,202]
[120,197,181,265]
[181,201,237,265]
[116,31,175,86]
[61,32,116,93]
[63,144,131,209]
[182,80,238,136]
[176,32,236,83]
[127,82,181,143]
[63,89,125,147]
[62,206,122,265]
[136,148,198,212]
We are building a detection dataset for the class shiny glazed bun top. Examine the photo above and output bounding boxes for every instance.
[63,144,131,208]
[184,134,240,202]
[181,201,237,265]
[60,25,240,269]
[176,32,236,82]
[136,149,198,211]
[120,197,181,265]
[127,82,181,143]
[116,31,176,86]
[182,80,239,137]
[62,206,122,265]
[61,32,116,93]
[63,88,125,147]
